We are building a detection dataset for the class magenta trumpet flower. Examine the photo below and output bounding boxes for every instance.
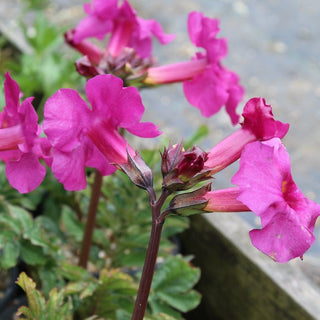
[0,73,50,193]
[69,0,174,60]
[145,11,244,124]
[232,138,320,263]
[43,74,161,191]
[204,97,289,174]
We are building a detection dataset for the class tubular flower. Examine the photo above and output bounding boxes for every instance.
[145,11,244,124]
[43,74,161,191]
[0,72,50,193]
[204,187,249,213]
[204,97,289,175]
[231,138,320,263]
[69,0,174,60]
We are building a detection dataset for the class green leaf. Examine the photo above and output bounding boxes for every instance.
[77,269,137,319]
[60,206,84,242]
[65,281,98,300]
[150,256,201,314]
[146,314,179,320]
[162,216,189,238]
[46,287,72,320]
[0,213,22,234]
[16,272,45,319]
[148,297,183,320]
[0,239,20,269]
[59,262,92,282]
[16,272,73,320]
[157,290,201,313]
[20,240,48,265]
[0,230,17,248]
[116,309,132,320]
[152,256,200,293]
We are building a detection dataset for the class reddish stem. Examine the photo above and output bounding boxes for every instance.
[131,188,171,320]
[78,170,103,269]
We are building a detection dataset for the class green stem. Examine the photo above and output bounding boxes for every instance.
[78,170,103,269]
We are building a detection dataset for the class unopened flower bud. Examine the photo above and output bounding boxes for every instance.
[119,150,153,192]
[168,183,211,216]
[161,143,211,191]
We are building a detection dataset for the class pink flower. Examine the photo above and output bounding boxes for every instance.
[71,0,174,59]
[0,73,50,193]
[231,138,320,262]
[72,0,118,43]
[145,11,244,124]
[43,74,161,191]
[204,97,289,174]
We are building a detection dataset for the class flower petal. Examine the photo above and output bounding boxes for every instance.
[6,153,46,193]
[51,148,87,191]
[44,89,90,152]
[241,98,289,139]
[249,203,315,263]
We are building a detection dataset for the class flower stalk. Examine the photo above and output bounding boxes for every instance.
[78,169,103,269]
[131,187,171,320]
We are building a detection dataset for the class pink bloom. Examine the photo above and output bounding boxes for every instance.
[145,11,244,124]
[0,73,50,193]
[43,74,161,191]
[231,138,320,263]
[72,0,118,43]
[204,97,289,174]
[71,0,174,59]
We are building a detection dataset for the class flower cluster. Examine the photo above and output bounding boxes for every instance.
[0,0,318,268]
[0,72,160,192]
[65,0,174,80]
[66,3,244,124]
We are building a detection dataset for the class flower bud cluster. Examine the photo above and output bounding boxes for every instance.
[161,143,211,192]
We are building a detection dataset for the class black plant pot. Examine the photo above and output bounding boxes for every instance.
[0,265,27,320]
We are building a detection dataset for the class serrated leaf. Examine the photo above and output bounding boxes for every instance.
[148,297,182,320]
[16,272,45,318]
[150,256,201,315]
[146,313,179,320]
[16,306,34,319]
[16,272,73,320]
[46,287,72,320]
[152,256,200,293]
[77,269,137,318]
